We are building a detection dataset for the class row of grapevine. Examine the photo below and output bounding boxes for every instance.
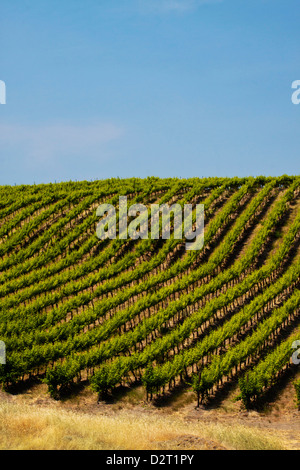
[191,289,299,405]
[0,178,211,308]
[238,329,300,408]
[0,179,256,337]
[0,175,299,411]
[41,182,299,396]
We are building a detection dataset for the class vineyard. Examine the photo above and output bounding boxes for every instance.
[0,175,300,411]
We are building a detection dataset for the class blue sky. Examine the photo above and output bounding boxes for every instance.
[0,0,299,185]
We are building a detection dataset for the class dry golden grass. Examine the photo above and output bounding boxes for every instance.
[0,400,285,450]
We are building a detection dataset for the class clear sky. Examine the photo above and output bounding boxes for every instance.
[0,0,299,185]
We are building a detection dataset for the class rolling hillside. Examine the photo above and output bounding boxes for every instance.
[0,175,299,411]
